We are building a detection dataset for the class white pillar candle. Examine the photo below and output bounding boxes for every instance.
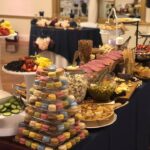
[116,36,124,45]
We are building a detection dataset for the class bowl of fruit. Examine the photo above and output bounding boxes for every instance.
[136,45,150,61]
[0,20,15,36]
[3,55,52,72]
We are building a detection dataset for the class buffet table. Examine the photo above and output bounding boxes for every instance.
[0,81,150,150]
[73,81,150,150]
[29,25,102,63]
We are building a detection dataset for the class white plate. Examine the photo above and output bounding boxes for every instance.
[0,111,25,120]
[130,18,141,22]
[2,66,36,76]
[0,33,17,39]
[99,101,115,105]
[86,114,117,129]
[115,101,129,110]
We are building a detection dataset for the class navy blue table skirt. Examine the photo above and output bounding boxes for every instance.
[72,81,150,150]
[29,25,102,63]
[0,82,150,150]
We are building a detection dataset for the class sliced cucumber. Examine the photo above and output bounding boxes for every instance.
[17,105,22,110]
[0,104,4,110]
[1,107,7,112]
[13,101,19,105]
[3,112,12,116]
[11,109,20,114]
[4,102,11,107]
[11,104,17,109]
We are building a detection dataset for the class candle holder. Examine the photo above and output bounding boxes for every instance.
[39,11,44,17]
